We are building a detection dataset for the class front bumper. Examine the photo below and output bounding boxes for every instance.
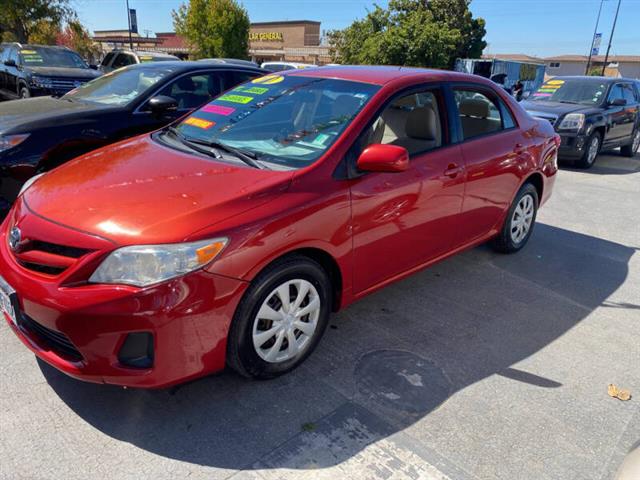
[557,132,588,159]
[0,204,248,388]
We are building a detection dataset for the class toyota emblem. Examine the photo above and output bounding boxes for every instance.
[8,227,21,251]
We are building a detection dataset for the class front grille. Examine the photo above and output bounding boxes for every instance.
[534,115,557,126]
[12,239,92,276]
[47,78,89,91]
[20,314,83,361]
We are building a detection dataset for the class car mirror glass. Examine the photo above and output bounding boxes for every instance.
[147,95,178,115]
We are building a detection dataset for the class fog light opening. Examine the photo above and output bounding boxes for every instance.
[118,332,154,369]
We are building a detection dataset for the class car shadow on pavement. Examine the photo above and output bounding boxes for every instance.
[561,151,640,175]
[38,223,635,474]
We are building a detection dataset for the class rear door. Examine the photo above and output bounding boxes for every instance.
[605,83,629,143]
[5,47,19,95]
[620,83,639,140]
[452,85,527,245]
[350,86,465,294]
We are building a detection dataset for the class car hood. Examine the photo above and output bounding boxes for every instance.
[23,135,294,245]
[521,100,601,117]
[26,66,102,80]
[0,97,111,133]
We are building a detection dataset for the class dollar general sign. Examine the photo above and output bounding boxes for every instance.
[249,32,284,42]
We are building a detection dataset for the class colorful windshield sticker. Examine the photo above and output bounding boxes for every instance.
[201,104,236,116]
[234,85,269,95]
[252,74,284,85]
[218,94,254,104]
[20,50,43,63]
[184,117,215,129]
[547,79,565,85]
[533,93,553,97]
[20,50,37,54]
[139,56,154,63]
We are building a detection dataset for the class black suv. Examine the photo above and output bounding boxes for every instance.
[0,43,102,100]
[522,76,640,168]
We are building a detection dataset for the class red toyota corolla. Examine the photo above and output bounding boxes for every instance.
[0,67,559,388]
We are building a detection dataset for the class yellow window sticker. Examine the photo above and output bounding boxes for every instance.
[252,74,284,85]
[184,117,215,129]
[218,94,254,104]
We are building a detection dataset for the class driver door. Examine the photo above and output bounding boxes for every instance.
[349,87,465,294]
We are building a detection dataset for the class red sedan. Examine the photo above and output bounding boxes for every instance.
[0,67,559,388]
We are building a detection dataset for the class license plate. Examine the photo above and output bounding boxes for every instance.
[0,275,17,327]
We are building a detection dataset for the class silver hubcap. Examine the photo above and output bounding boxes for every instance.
[632,131,640,153]
[587,136,599,164]
[252,279,320,363]
[510,194,535,244]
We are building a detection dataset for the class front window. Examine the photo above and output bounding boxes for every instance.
[530,79,608,106]
[19,47,87,69]
[63,66,176,106]
[171,74,380,169]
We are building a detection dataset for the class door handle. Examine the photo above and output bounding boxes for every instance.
[514,143,526,155]
[444,163,461,178]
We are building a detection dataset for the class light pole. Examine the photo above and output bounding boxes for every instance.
[585,0,606,75]
[601,0,622,76]
[126,0,133,50]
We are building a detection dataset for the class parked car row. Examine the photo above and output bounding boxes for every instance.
[0,64,563,388]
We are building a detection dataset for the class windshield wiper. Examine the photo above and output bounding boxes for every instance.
[166,127,267,170]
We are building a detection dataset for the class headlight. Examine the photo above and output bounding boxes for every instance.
[30,76,53,88]
[18,173,44,196]
[558,113,585,131]
[0,133,30,153]
[89,238,228,287]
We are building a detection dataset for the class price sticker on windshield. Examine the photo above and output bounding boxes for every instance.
[218,94,254,104]
[184,117,215,129]
[252,74,284,85]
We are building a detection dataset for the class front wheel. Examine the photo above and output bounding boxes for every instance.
[620,129,639,158]
[19,86,30,99]
[226,255,331,379]
[491,183,539,254]
[575,131,601,169]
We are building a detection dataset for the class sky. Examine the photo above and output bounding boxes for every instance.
[75,0,640,57]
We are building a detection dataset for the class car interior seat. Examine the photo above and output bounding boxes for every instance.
[458,98,501,138]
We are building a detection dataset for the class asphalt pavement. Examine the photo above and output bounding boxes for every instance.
[1,151,639,480]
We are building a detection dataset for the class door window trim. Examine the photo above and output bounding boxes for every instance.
[448,82,519,144]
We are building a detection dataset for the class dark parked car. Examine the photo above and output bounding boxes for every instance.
[522,76,640,168]
[0,43,102,100]
[0,61,265,214]
[99,49,180,73]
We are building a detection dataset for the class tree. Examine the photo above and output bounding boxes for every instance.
[0,0,72,43]
[57,21,101,62]
[172,0,250,59]
[328,0,486,69]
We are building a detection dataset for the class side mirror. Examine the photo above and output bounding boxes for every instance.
[4,59,17,67]
[357,144,409,173]
[147,95,178,115]
[609,98,626,107]
[89,64,98,70]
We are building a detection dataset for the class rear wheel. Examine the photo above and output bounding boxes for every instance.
[575,131,601,169]
[620,129,640,158]
[226,255,331,379]
[491,183,539,254]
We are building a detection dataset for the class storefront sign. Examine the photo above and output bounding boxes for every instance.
[249,32,284,42]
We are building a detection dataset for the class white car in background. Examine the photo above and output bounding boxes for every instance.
[260,61,315,72]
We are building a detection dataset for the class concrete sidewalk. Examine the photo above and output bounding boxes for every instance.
[1,152,639,480]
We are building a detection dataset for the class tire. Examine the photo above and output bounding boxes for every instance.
[491,182,539,254]
[19,86,30,99]
[575,131,601,169]
[226,255,331,379]
[620,129,640,158]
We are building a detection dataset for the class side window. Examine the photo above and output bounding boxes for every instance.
[0,47,5,63]
[454,89,504,140]
[112,53,134,69]
[101,52,115,67]
[608,84,625,103]
[157,73,218,110]
[221,70,261,91]
[362,90,444,156]
[621,85,636,105]
[8,48,19,65]
[501,101,516,129]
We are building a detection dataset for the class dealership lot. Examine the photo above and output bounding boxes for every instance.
[1,151,639,480]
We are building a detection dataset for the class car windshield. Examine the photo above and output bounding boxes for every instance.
[19,47,87,68]
[63,66,175,106]
[529,79,608,106]
[171,74,379,169]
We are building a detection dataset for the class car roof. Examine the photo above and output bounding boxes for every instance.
[548,75,636,83]
[123,61,265,73]
[283,65,475,86]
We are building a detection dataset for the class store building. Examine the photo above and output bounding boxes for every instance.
[92,30,163,55]
[248,20,330,65]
